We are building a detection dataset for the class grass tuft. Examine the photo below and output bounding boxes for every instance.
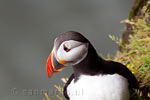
[113,1,150,99]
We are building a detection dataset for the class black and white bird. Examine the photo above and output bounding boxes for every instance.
[46,31,138,100]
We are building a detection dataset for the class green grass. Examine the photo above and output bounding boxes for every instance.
[113,1,150,99]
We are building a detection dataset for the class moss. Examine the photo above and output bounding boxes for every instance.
[129,0,145,20]
[114,1,150,99]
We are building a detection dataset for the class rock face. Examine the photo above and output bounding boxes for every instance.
[121,0,150,45]
[117,0,150,99]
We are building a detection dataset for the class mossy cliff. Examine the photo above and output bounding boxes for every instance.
[114,0,150,99]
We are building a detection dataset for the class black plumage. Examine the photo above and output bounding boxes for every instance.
[54,31,138,100]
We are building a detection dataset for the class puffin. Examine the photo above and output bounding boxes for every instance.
[46,31,138,100]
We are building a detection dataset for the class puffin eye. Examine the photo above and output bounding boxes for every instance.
[63,44,71,52]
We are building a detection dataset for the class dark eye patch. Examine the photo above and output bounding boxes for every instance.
[63,44,71,52]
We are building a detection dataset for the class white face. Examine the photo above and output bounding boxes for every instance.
[55,40,89,65]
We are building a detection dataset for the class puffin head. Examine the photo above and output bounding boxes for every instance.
[46,31,89,78]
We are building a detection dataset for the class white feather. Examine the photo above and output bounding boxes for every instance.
[67,74,130,100]
[57,40,88,65]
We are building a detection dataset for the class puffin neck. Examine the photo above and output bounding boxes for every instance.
[72,43,103,80]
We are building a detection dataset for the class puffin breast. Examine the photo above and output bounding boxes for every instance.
[67,73,130,100]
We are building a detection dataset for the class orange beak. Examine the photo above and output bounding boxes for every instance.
[46,51,66,78]
[46,53,58,78]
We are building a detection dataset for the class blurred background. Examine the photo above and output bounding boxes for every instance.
[0,0,133,100]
